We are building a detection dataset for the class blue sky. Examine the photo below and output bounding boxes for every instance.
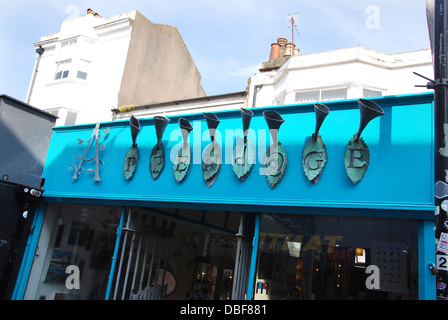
[0,0,431,102]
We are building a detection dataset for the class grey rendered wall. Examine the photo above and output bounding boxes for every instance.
[117,11,206,107]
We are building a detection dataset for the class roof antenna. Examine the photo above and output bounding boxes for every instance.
[287,13,300,46]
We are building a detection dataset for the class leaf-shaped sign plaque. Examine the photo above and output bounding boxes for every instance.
[202,142,222,187]
[150,144,165,180]
[232,139,255,182]
[123,145,139,180]
[173,144,191,183]
[263,143,287,189]
[344,135,370,184]
[302,134,328,184]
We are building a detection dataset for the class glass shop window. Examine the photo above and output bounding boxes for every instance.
[254,214,418,300]
[23,203,122,300]
[108,207,241,301]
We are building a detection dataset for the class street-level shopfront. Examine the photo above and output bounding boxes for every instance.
[12,92,436,300]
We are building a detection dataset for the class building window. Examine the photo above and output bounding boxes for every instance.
[76,59,90,80]
[295,88,347,103]
[65,111,78,125]
[76,71,87,80]
[54,59,71,80]
[295,91,320,103]
[60,39,77,51]
[363,88,382,98]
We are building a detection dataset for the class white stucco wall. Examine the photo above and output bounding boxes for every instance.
[248,46,433,108]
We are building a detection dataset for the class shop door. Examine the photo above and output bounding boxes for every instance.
[110,210,176,300]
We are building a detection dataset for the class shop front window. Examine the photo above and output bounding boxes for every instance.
[254,214,418,300]
[24,204,242,300]
[23,203,122,300]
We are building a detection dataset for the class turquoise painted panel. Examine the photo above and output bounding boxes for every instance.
[41,93,434,213]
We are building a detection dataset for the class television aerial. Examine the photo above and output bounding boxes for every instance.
[287,13,300,45]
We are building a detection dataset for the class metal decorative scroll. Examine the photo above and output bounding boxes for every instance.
[150,116,170,180]
[344,99,384,184]
[302,103,329,184]
[173,118,193,182]
[202,112,222,187]
[262,110,287,189]
[70,122,110,181]
[123,115,140,180]
[232,108,255,182]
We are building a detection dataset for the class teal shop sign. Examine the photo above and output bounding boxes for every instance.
[70,99,389,188]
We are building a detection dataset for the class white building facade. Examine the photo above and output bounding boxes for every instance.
[26,9,205,126]
[247,42,433,108]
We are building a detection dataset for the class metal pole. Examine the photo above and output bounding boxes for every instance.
[246,214,260,300]
[105,206,125,300]
[433,0,448,300]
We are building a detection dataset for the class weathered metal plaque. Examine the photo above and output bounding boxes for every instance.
[302,134,328,184]
[173,144,191,182]
[123,145,139,180]
[122,116,140,181]
[344,135,370,184]
[202,142,222,187]
[150,144,165,180]
[232,139,255,182]
[150,116,170,180]
[263,142,287,188]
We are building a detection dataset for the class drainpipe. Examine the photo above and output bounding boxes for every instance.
[252,85,262,108]
[26,46,45,104]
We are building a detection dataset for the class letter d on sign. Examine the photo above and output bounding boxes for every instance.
[66,265,80,289]
[365,265,380,290]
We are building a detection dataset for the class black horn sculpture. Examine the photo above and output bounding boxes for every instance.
[150,116,170,180]
[202,112,222,187]
[173,118,193,182]
[344,99,385,184]
[302,103,330,184]
[263,110,287,188]
[232,108,255,182]
[123,115,140,180]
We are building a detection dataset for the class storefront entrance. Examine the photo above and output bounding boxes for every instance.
[21,203,244,300]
